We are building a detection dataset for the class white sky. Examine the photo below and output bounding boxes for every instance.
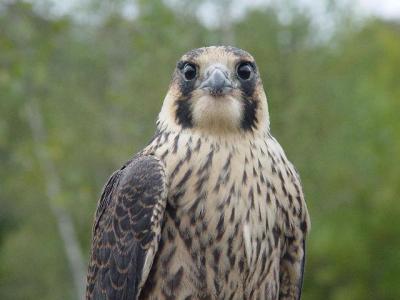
[42,0,400,23]
[357,0,400,19]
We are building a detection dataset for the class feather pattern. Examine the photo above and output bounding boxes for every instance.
[86,155,168,300]
[86,46,309,300]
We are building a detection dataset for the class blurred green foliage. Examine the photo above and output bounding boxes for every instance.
[0,1,399,299]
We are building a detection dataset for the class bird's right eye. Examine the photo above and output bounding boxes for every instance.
[182,63,197,81]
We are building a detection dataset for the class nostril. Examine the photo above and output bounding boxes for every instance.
[212,70,225,86]
[200,65,233,95]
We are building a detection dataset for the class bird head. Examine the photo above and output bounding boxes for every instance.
[159,46,269,135]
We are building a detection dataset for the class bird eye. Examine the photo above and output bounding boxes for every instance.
[183,63,197,81]
[237,62,253,80]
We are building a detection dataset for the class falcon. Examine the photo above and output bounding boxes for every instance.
[86,46,310,300]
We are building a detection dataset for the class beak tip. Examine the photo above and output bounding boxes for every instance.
[200,68,232,96]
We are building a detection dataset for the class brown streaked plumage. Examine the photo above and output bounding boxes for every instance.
[86,46,310,300]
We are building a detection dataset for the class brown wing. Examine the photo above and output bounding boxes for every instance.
[279,235,307,300]
[86,155,168,300]
[278,168,309,300]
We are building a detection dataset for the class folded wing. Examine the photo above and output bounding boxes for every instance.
[86,155,168,300]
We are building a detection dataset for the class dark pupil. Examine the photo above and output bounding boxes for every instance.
[237,63,252,80]
[183,64,196,80]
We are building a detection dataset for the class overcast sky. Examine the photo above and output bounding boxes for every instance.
[44,0,400,23]
[358,0,400,19]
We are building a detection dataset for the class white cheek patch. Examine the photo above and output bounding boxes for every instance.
[191,95,243,131]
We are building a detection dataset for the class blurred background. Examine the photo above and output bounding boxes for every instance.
[1,0,399,299]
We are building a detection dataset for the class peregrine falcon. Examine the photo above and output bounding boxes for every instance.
[86,46,310,300]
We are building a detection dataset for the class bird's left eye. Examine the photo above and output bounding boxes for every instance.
[237,62,253,80]
[183,63,197,81]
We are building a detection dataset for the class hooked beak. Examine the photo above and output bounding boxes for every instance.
[199,65,233,96]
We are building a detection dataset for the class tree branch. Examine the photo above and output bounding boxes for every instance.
[25,99,86,300]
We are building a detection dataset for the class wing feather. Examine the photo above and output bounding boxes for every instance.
[86,155,168,300]
[297,240,306,300]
